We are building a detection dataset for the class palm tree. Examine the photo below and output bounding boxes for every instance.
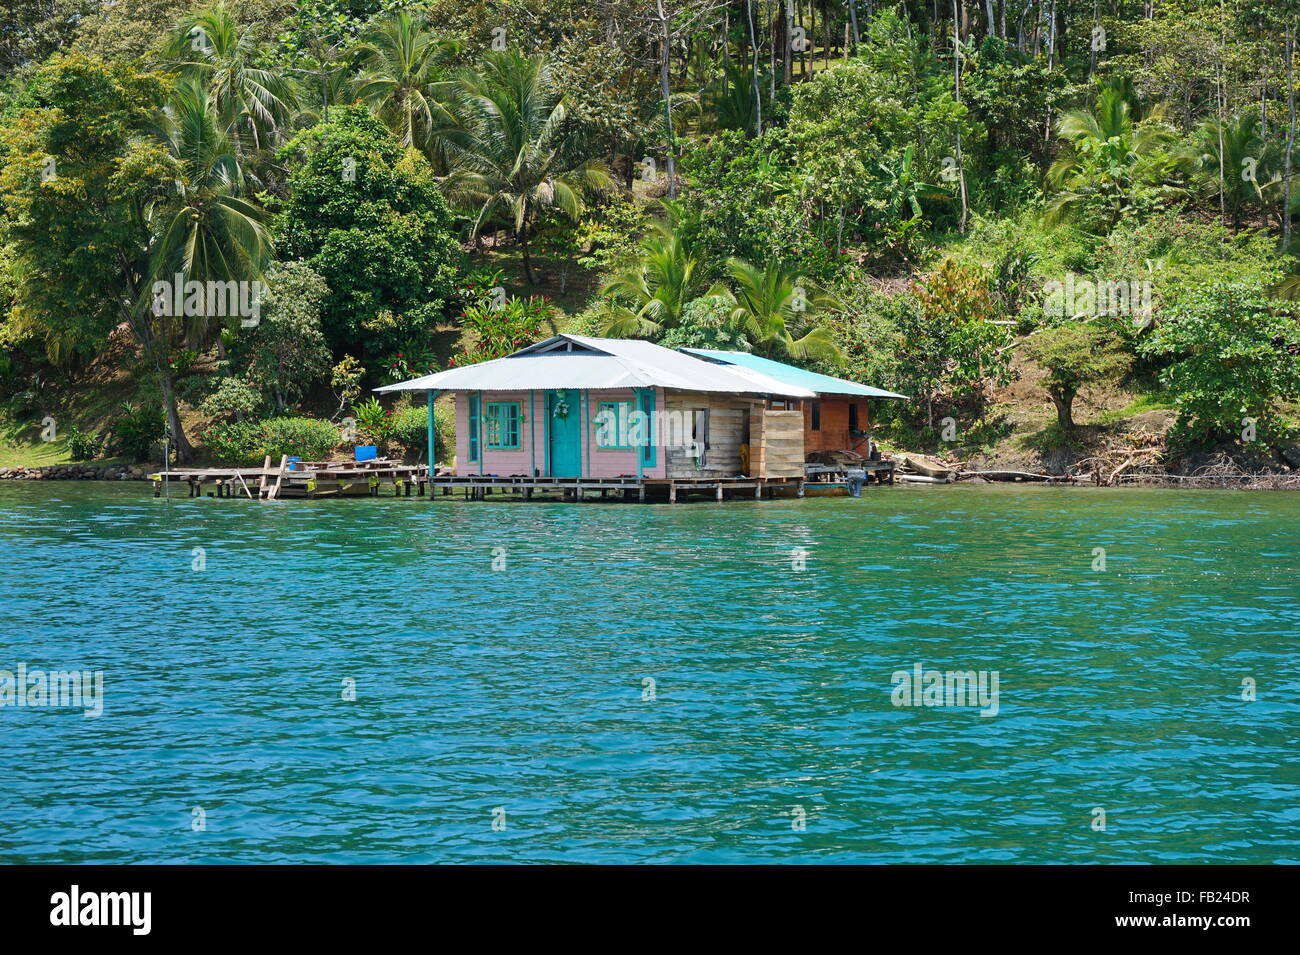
[703,59,767,136]
[165,6,295,163]
[1186,112,1272,230]
[600,203,709,337]
[141,77,271,458]
[714,258,841,362]
[353,10,460,163]
[285,32,358,129]
[442,50,611,284]
[1046,78,1178,228]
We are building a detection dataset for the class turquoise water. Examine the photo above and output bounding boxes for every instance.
[0,481,1296,864]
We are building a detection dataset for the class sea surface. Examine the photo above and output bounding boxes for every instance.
[0,481,1296,863]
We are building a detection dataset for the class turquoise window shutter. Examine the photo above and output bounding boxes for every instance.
[637,388,656,468]
[468,395,481,462]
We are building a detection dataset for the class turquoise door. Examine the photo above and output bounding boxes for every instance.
[546,390,582,477]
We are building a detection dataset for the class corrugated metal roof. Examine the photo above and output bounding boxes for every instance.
[375,335,816,398]
[680,349,909,399]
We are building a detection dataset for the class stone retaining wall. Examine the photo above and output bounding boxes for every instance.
[0,465,151,481]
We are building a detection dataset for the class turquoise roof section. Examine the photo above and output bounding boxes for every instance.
[680,349,908,399]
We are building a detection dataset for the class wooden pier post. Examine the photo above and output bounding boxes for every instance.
[257,455,272,499]
[668,483,677,504]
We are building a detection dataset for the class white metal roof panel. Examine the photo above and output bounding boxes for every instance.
[375,335,816,398]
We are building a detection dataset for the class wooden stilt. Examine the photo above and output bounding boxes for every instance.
[257,454,272,499]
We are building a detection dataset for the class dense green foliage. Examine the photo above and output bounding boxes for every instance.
[3,0,1300,469]
[276,107,462,362]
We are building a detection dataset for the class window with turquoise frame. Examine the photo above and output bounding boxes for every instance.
[485,401,522,449]
[636,389,656,467]
[595,401,635,449]
[467,395,481,462]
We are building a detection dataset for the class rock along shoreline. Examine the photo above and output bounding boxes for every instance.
[0,465,151,481]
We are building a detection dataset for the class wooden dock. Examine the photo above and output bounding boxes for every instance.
[150,458,895,502]
[151,456,425,499]
[419,474,804,502]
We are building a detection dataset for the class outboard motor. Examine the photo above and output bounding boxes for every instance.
[846,468,867,497]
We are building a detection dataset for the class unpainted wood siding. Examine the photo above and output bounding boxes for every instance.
[662,392,757,478]
[750,408,805,478]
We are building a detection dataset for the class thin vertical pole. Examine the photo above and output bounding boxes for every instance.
[529,389,536,477]
[426,389,435,477]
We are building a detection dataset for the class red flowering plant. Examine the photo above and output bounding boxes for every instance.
[383,338,440,383]
[453,295,557,366]
[460,267,507,309]
[352,396,395,451]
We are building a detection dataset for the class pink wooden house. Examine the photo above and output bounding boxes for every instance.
[376,334,816,481]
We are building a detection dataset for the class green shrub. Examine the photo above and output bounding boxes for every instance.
[352,396,393,444]
[1138,280,1300,445]
[389,402,455,464]
[65,425,104,461]
[202,416,341,464]
[258,417,341,462]
[199,376,264,422]
[109,402,166,461]
[203,420,261,464]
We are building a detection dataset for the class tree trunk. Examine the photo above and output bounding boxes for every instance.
[747,0,763,134]
[123,264,193,464]
[1050,389,1076,430]
[953,0,968,234]
[657,3,678,197]
[781,0,791,85]
[519,227,536,285]
[1286,22,1295,250]
[156,363,193,464]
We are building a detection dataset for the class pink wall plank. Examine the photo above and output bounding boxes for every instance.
[453,387,666,478]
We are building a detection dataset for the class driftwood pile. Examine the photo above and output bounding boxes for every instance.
[1118,454,1300,490]
[1072,429,1164,486]
[889,432,1300,489]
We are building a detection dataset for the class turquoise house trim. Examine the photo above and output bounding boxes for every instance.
[426,389,435,470]
[680,349,908,399]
